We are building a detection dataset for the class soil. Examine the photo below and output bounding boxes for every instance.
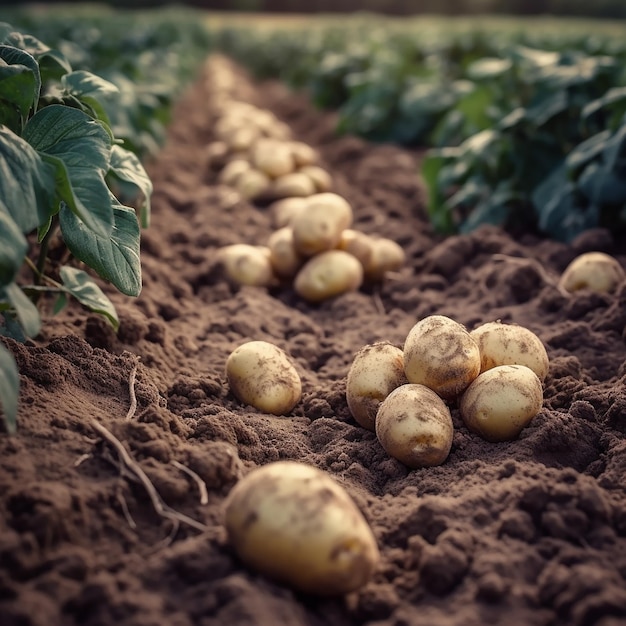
[2,57,626,626]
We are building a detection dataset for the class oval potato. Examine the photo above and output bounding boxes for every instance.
[226,341,301,415]
[459,364,543,442]
[251,139,296,179]
[559,251,625,294]
[403,315,481,401]
[270,196,309,229]
[292,193,353,256]
[470,321,549,381]
[217,244,276,288]
[375,384,454,467]
[346,341,407,431]
[224,461,379,595]
[267,227,304,279]
[288,141,319,167]
[235,168,271,201]
[337,229,375,269]
[294,250,363,303]
[299,165,333,192]
[218,159,251,187]
[364,238,406,281]
[272,172,317,199]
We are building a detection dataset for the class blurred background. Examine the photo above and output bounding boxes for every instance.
[4,0,626,18]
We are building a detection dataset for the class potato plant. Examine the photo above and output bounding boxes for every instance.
[0,23,152,433]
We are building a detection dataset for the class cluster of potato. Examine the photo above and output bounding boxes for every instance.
[217,191,406,302]
[346,315,550,468]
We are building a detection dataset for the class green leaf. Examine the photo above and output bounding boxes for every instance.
[52,291,68,316]
[566,130,611,174]
[421,152,454,233]
[3,282,41,338]
[467,57,512,81]
[23,105,114,238]
[0,341,18,434]
[62,70,119,125]
[583,86,626,131]
[108,145,153,228]
[59,199,141,297]
[0,45,41,120]
[0,202,27,286]
[59,266,119,330]
[0,126,56,233]
[578,162,626,206]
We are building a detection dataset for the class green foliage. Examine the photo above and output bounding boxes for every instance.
[0,22,153,433]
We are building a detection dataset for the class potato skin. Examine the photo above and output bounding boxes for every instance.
[403,315,481,401]
[559,251,625,293]
[375,384,453,467]
[217,244,276,287]
[459,364,543,442]
[224,461,380,595]
[470,321,549,382]
[294,250,363,303]
[346,342,407,431]
[226,341,302,415]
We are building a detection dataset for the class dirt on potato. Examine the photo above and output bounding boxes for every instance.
[1,57,626,626]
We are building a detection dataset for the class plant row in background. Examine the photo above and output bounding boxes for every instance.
[212,17,626,242]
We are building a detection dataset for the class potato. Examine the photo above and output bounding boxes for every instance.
[270,196,309,229]
[337,229,375,269]
[217,244,276,288]
[204,141,230,171]
[218,159,251,187]
[364,238,406,281]
[403,315,481,401]
[375,384,453,467]
[226,341,301,415]
[224,461,379,595]
[272,172,317,199]
[251,139,296,179]
[234,168,271,201]
[299,165,333,192]
[469,321,549,382]
[226,126,260,153]
[292,193,353,256]
[288,141,319,167]
[294,250,363,303]
[267,227,304,278]
[346,341,407,431]
[559,251,625,294]
[459,364,543,442]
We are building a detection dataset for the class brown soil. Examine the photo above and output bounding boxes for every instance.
[2,58,626,626]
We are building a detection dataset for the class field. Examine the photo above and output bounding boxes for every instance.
[1,8,626,626]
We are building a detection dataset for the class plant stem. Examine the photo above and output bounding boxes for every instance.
[34,218,59,286]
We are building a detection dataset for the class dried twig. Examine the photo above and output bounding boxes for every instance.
[73,453,92,468]
[171,460,209,505]
[116,488,137,530]
[90,420,207,533]
[125,360,139,420]
[372,288,386,316]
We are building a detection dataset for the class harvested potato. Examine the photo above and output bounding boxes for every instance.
[292,193,353,256]
[346,342,407,431]
[226,126,260,153]
[217,244,276,288]
[364,238,406,281]
[234,168,271,201]
[470,321,549,381]
[224,461,380,595]
[270,196,309,228]
[267,227,304,278]
[251,139,296,178]
[459,364,543,442]
[375,384,453,467]
[288,141,319,167]
[337,229,375,269]
[559,251,625,294]
[294,250,363,303]
[272,172,317,198]
[403,315,481,401]
[218,159,251,187]
[299,165,333,192]
[226,341,301,415]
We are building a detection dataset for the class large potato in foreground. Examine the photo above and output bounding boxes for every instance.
[459,364,543,442]
[470,321,550,381]
[403,315,481,401]
[224,461,380,595]
[558,251,625,294]
[346,342,407,431]
[375,384,453,467]
[226,341,301,415]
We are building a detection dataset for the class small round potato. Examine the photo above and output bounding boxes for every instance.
[292,193,353,256]
[226,341,301,415]
[299,165,333,192]
[270,196,309,228]
[375,384,454,467]
[364,238,406,281]
[346,341,407,431]
[470,321,550,382]
[403,315,481,401]
[288,141,319,167]
[267,227,304,278]
[218,159,251,187]
[272,172,317,198]
[559,251,625,294]
[337,229,375,269]
[459,364,543,442]
[226,126,260,153]
[294,250,363,303]
[251,139,296,179]
[234,168,271,201]
[217,244,276,288]
[224,461,380,595]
